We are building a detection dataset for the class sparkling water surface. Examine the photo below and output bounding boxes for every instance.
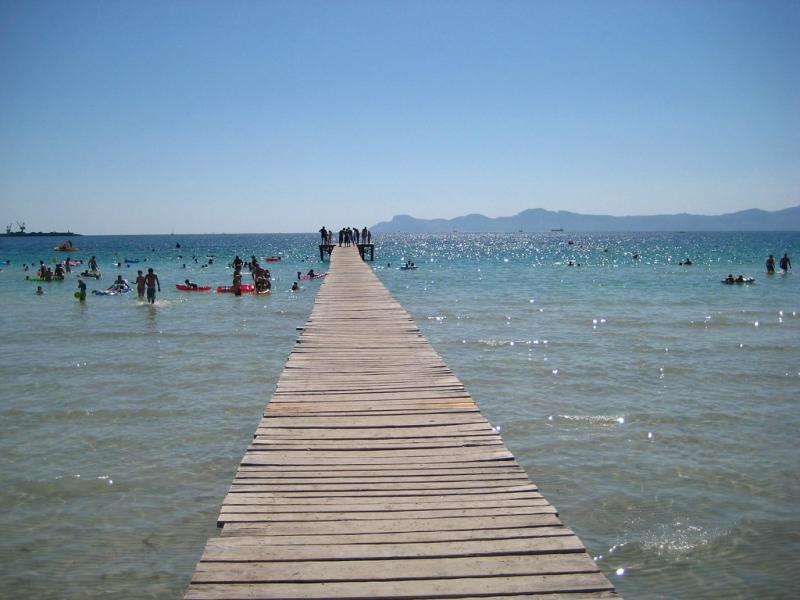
[0,232,797,599]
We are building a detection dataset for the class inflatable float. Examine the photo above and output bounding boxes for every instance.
[722,277,755,285]
[216,284,255,293]
[175,284,211,292]
[298,273,327,280]
[92,287,131,296]
[265,256,282,262]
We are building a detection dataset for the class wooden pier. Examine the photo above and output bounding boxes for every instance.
[185,246,618,599]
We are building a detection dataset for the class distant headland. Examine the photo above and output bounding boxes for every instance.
[372,205,800,233]
[1,222,81,237]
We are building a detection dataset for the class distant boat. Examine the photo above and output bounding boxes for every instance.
[1,222,81,237]
[551,228,564,232]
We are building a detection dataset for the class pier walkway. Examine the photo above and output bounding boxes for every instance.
[185,246,618,599]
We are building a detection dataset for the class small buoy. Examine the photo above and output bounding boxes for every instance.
[74,291,81,299]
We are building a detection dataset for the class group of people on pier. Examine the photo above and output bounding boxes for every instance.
[319,226,372,247]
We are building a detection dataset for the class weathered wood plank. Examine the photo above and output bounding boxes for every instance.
[185,572,614,599]
[201,535,586,561]
[218,524,572,542]
[192,553,601,582]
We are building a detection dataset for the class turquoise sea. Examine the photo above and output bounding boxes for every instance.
[0,232,798,599]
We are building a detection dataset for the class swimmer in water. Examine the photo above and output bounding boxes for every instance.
[36,285,44,295]
[291,281,300,292]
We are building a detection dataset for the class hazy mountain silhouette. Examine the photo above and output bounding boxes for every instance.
[372,206,800,232]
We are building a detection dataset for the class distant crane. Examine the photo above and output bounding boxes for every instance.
[16,221,26,234]
[5,224,11,234]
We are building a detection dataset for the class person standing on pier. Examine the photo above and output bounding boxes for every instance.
[319,226,327,243]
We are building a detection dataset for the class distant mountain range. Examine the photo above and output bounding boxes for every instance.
[372,206,800,233]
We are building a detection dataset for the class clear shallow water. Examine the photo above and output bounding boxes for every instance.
[0,232,797,599]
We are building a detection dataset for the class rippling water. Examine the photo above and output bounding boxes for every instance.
[0,232,797,599]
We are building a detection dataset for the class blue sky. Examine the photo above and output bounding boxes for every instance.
[1,0,798,234]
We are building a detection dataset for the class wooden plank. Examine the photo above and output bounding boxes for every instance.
[185,573,614,599]
[201,535,586,561]
[222,492,543,505]
[192,553,601,582]
[218,525,572,542]
[216,514,564,536]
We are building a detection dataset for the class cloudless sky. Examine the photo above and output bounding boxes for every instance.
[1,0,798,234]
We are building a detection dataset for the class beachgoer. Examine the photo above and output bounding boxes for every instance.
[735,274,745,283]
[144,268,160,304]
[77,278,87,301]
[766,255,775,274]
[779,253,791,271]
[307,269,315,277]
[724,274,735,284]
[319,226,327,243]
[184,279,198,289]
[113,274,129,290]
[232,268,242,296]
[291,281,300,292]
[135,270,146,299]
[89,256,98,271]
[36,285,44,295]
